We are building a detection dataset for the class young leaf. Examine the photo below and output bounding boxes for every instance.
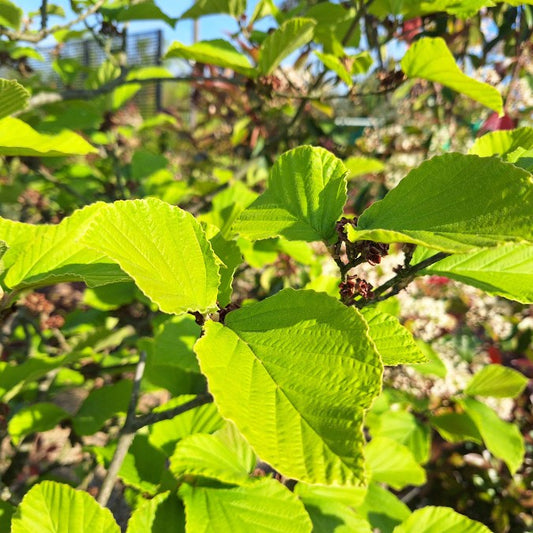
[180,478,313,533]
[234,146,347,243]
[194,289,382,486]
[361,307,428,365]
[401,37,503,115]
[0,0,22,30]
[165,40,256,78]
[314,51,353,86]
[430,413,483,444]
[358,482,411,533]
[126,492,185,533]
[3,203,130,290]
[422,242,533,304]
[11,481,120,533]
[365,437,426,490]
[465,364,528,398]
[347,154,533,253]
[469,127,533,158]
[393,506,492,533]
[81,198,220,315]
[0,79,29,119]
[460,397,524,475]
[170,423,256,485]
[8,403,69,445]
[181,0,246,18]
[149,395,224,456]
[101,1,176,26]
[258,18,316,75]
[369,410,430,464]
[0,117,97,156]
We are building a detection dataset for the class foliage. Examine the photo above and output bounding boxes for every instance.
[0,1,532,532]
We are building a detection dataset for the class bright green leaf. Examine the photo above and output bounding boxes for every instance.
[126,492,185,533]
[469,127,533,158]
[465,364,528,398]
[11,481,120,533]
[423,243,533,303]
[258,18,316,75]
[165,40,255,78]
[170,423,256,485]
[315,51,353,86]
[0,79,29,119]
[345,156,384,178]
[234,146,347,243]
[8,403,68,445]
[101,0,176,26]
[148,395,224,456]
[401,37,503,115]
[181,0,246,18]
[369,410,430,464]
[460,397,525,474]
[2,203,129,290]
[410,340,447,378]
[0,117,97,157]
[361,307,427,365]
[0,0,22,29]
[194,289,382,486]
[359,482,411,533]
[393,506,492,533]
[180,478,313,533]
[347,154,533,253]
[81,198,220,315]
[430,413,483,444]
[365,437,426,490]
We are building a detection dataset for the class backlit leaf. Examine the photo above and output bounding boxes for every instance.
[0,78,29,119]
[465,364,528,398]
[401,37,503,114]
[194,289,382,486]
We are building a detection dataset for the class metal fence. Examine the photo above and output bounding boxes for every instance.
[29,29,163,115]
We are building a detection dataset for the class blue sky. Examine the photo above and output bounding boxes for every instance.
[15,1,265,48]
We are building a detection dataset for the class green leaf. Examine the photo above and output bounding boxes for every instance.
[422,243,533,303]
[469,127,533,158]
[165,40,255,78]
[0,0,22,29]
[81,198,220,315]
[170,423,256,485]
[460,397,525,474]
[0,79,29,119]
[101,0,176,26]
[180,478,313,533]
[295,483,370,533]
[359,482,411,533]
[0,117,97,157]
[369,410,430,464]
[345,156,384,178]
[73,380,132,436]
[258,18,316,75]
[204,224,243,307]
[181,0,246,18]
[315,51,353,86]
[347,154,533,253]
[126,492,185,533]
[401,37,503,115]
[410,340,447,378]
[365,437,426,490]
[3,203,130,290]
[465,364,529,398]
[8,403,69,445]
[393,506,492,533]
[152,315,201,373]
[361,308,427,365]
[0,500,14,532]
[148,395,224,456]
[11,481,120,533]
[194,289,382,486]
[430,413,482,444]
[234,146,347,243]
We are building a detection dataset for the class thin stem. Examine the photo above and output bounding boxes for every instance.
[355,251,449,308]
[40,0,48,31]
[1,0,106,43]
[97,350,147,507]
